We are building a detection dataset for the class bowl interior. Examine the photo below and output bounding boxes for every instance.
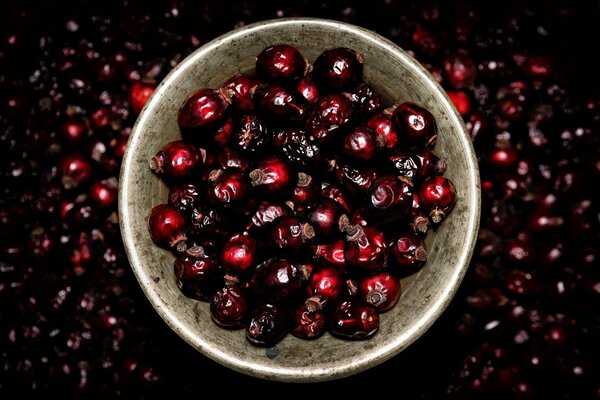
[119,18,480,382]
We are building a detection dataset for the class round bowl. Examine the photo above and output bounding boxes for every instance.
[119,18,480,382]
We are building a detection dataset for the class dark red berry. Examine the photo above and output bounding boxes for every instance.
[306,198,349,242]
[248,201,292,230]
[61,118,88,142]
[212,116,236,148]
[130,80,156,114]
[210,285,248,328]
[148,204,187,252]
[190,206,231,238]
[89,178,118,208]
[253,83,308,122]
[250,258,305,302]
[344,226,387,271]
[306,94,354,144]
[442,50,476,88]
[346,83,381,115]
[389,232,428,274]
[409,193,430,234]
[367,111,400,150]
[313,48,363,91]
[291,305,325,339]
[223,74,259,111]
[350,207,370,227]
[313,239,347,268]
[328,299,379,339]
[335,164,379,194]
[234,113,270,155]
[256,44,307,82]
[246,303,288,346]
[149,140,204,178]
[207,169,249,205]
[249,155,295,195]
[290,173,319,211]
[419,176,457,223]
[447,90,471,115]
[321,184,353,214]
[220,232,257,275]
[305,264,343,311]
[280,129,322,168]
[297,74,320,104]
[216,147,250,172]
[174,246,221,301]
[60,154,92,189]
[358,272,401,312]
[178,88,229,130]
[341,126,383,162]
[370,175,413,212]
[487,145,517,170]
[393,102,437,147]
[271,216,315,252]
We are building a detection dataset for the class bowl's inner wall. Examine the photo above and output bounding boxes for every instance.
[121,20,478,382]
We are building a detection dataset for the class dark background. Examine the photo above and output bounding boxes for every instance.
[1,0,599,398]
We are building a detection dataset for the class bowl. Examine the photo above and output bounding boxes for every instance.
[118,18,480,382]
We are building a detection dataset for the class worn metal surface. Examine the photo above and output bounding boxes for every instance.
[118,18,481,382]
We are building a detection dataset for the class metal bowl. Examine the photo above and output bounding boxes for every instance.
[118,18,480,382]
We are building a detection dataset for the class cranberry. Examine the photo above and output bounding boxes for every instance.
[340,126,383,162]
[253,83,308,122]
[223,74,258,111]
[190,206,231,239]
[256,44,307,83]
[367,111,400,150]
[234,113,270,155]
[296,74,320,104]
[250,258,305,303]
[220,232,257,275]
[344,226,387,271]
[248,201,291,230]
[370,175,413,212]
[178,88,229,131]
[60,154,92,189]
[271,216,314,252]
[210,285,248,328]
[148,204,187,252]
[305,264,343,310]
[443,50,477,88]
[280,129,322,169]
[346,83,381,115]
[335,164,379,194]
[393,102,437,147]
[246,303,288,346]
[130,80,156,114]
[389,150,445,182]
[328,299,379,339]
[291,304,325,339]
[359,272,401,312]
[313,239,347,268]
[306,198,349,242]
[389,232,428,274]
[409,193,430,234]
[290,173,319,211]
[447,90,472,116]
[216,147,250,172]
[61,118,88,143]
[206,169,249,205]
[313,47,363,91]
[149,140,204,179]
[89,178,117,208]
[249,155,295,195]
[306,94,354,144]
[212,116,236,148]
[174,246,221,301]
[321,184,353,214]
[419,176,457,223]
[487,145,518,170]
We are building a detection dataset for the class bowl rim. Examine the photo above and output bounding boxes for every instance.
[119,17,481,382]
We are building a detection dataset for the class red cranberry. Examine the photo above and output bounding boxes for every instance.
[220,232,257,275]
[389,232,428,274]
[280,128,322,169]
[168,183,200,216]
[306,94,354,144]
[321,184,353,214]
[256,44,307,82]
[190,206,231,239]
[346,83,381,115]
[443,50,477,88]
[328,299,379,339]
[212,116,236,148]
[271,216,314,252]
[130,80,156,114]
[370,175,413,212]
[345,226,387,271]
[412,25,444,57]
[174,246,221,301]
[313,47,363,91]
[253,83,307,122]
[290,173,319,211]
[210,285,248,328]
[313,239,347,268]
[389,150,445,182]
[234,113,270,155]
[207,169,249,205]
[306,198,349,242]
[61,118,88,143]
[393,102,437,147]
[341,126,383,162]
[60,154,92,189]
[296,74,320,104]
[419,176,457,223]
[447,90,472,115]
[178,88,229,131]
[359,272,401,312]
[291,305,325,339]
[487,145,517,170]
[305,264,343,311]
[335,164,379,194]
[216,147,250,172]
[223,74,258,111]
[149,140,204,179]
[250,258,305,303]
[248,201,292,230]
[148,204,187,252]
[246,303,288,346]
[409,193,430,234]
[367,111,400,150]
[89,178,117,208]
[249,155,295,195]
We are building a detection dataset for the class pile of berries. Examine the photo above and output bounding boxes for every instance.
[147,44,456,346]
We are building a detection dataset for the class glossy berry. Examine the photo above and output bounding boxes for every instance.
[389,232,428,274]
[250,258,305,302]
[419,176,457,223]
[305,264,344,311]
[370,175,413,212]
[313,47,363,91]
[306,198,349,242]
[344,226,387,271]
[306,94,354,144]
[393,102,437,147]
[248,201,291,230]
[216,147,250,172]
[178,88,229,130]
[256,44,307,82]
[367,111,400,150]
[389,150,445,182]
[220,232,257,275]
[291,173,319,211]
[328,299,379,339]
[210,285,248,328]
[130,80,156,114]
[313,239,347,268]
[234,113,270,155]
[148,204,187,252]
[280,129,322,168]
[297,74,320,104]
[249,155,295,195]
[358,272,401,312]
[335,164,378,194]
[149,140,204,178]
[291,305,325,339]
[207,170,249,205]
[271,217,315,252]
[346,83,381,115]
[322,184,353,214]
[246,303,288,346]
[89,178,118,208]
[60,154,92,189]
[409,193,430,234]
[341,126,383,162]
[253,83,308,122]
[174,246,221,301]
[223,74,258,111]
